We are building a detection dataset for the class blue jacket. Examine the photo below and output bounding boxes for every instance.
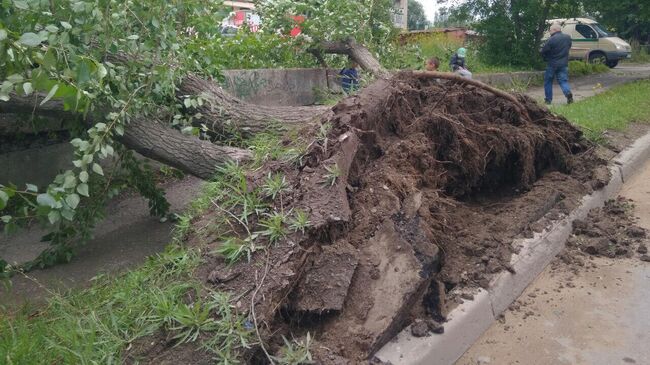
[339,68,359,93]
[449,53,466,71]
[541,32,572,68]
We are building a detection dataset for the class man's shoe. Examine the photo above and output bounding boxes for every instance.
[566,93,574,104]
[545,100,552,105]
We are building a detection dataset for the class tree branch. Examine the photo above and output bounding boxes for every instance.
[311,39,390,79]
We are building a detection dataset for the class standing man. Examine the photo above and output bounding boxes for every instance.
[541,23,574,104]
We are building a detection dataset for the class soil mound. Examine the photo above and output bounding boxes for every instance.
[180,73,603,363]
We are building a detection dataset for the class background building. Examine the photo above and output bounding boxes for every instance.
[223,1,255,11]
[223,1,409,31]
[391,0,409,30]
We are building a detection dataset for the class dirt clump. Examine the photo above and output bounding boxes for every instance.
[566,197,648,260]
[144,72,608,364]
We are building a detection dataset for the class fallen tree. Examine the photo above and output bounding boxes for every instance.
[0,0,402,272]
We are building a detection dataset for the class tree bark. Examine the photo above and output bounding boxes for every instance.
[121,118,252,179]
[312,39,391,79]
[1,94,252,180]
[178,75,330,137]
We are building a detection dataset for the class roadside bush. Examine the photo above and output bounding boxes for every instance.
[568,61,609,77]
[387,32,535,73]
[627,40,650,63]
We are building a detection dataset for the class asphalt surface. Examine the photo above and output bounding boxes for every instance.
[0,176,203,308]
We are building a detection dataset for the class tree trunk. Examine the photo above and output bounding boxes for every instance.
[178,75,330,137]
[1,94,252,180]
[121,118,252,179]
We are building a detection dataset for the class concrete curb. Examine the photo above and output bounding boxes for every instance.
[376,131,650,365]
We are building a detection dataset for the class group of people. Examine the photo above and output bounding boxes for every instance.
[340,22,573,105]
[339,47,473,94]
[424,47,473,79]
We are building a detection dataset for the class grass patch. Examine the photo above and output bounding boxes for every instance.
[0,130,312,364]
[0,247,250,364]
[551,80,650,140]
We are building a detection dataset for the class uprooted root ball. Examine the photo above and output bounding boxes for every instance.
[172,73,600,364]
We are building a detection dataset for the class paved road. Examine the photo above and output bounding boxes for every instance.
[526,64,650,104]
[0,176,203,308]
[457,158,650,365]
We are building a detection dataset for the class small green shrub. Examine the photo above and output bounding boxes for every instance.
[568,61,609,77]
[627,40,650,63]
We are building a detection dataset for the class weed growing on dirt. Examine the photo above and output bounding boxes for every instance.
[323,163,342,186]
[214,236,259,263]
[271,333,314,365]
[170,300,220,344]
[290,209,311,234]
[552,80,650,140]
[258,212,289,244]
[262,173,290,200]
[0,247,251,364]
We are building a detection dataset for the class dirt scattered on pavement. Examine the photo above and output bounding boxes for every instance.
[555,197,649,273]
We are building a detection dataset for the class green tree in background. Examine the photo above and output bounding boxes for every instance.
[455,0,554,67]
[408,0,429,30]
[584,0,650,43]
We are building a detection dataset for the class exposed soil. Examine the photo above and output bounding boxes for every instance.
[131,72,609,364]
[555,197,649,272]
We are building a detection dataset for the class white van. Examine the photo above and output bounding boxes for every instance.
[545,18,632,68]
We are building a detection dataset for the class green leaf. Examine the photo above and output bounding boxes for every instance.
[0,191,8,210]
[45,25,59,33]
[61,208,75,221]
[7,74,23,83]
[0,215,11,223]
[65,193,80,209]
[40,84,59,105]
[92,163,104,176]
[76,59,93,85]
[13,1,28,10]
[18,32,42,47]
[79,171,89,183]
[48,210,60,225]
[60,21,72,30]
[127,35,140,40]
[97,63,107,79]
[63,175,77,189]
[22,82,33,96]
[0,29,7,41]
[77,183,89,197]
[36,193,57,208]
[115,124,124,136]
[25,183,38,192]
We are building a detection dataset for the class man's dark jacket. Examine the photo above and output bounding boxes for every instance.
[541,31,572,68]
